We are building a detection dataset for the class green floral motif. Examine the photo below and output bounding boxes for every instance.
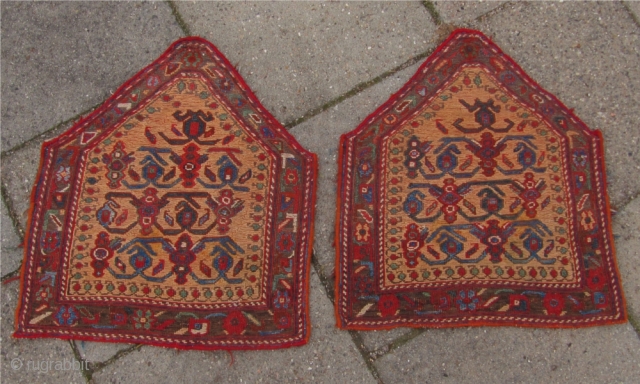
[132,310,154,330]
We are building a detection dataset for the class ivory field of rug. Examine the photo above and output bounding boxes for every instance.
[14,37,317,350]
[335,29,626,330]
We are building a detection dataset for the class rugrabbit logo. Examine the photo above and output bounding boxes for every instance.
[10,357,88,373]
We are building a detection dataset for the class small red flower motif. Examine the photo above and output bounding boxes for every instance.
[430,291,451,310]
[284,169,299,185]
[509,294,529,311]
[111,311,128,326]
[355,223,370,242]
[543,293,564,316]
[378,294,399,317]
[586,268,605,290]
[274,311,291,330]
[223,311,247,335]
[276,232,295,253]
[580,210,597,231]
[41,231,61,253]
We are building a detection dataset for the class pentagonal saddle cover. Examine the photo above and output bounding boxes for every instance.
[15,38,317,350]
[336,29,625,329]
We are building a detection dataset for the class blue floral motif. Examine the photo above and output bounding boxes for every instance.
[276,232,295,253]
[572,148,588,168]
[55,306,78,326]
[274,290,291,309]
[357,159,373,178]
[456,290,479,311]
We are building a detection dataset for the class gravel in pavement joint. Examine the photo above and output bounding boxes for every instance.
[311,252,385,384]
[612,189,640,216]
[422,1,443,26]
[88,343,144,375]
[69,339,94,383]
[369,328,426,362]
[472,1,516,25]
[628,311,640,341]
[622,1,640,29]
[67,335,145,382]
[284,48,434,130]
[1,182,25,239]
[166,0,192,37]
[1,105,98,161]
[283,1,515,132]
[1,264,22,282]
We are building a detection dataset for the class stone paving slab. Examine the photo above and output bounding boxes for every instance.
[612,195,640,319]
[91,270,376,384]
[175,1,436,125]
[358,327,410,355]
[290,64,422,352]
[468,0,640,207]
[1,200,22,276]
[1,136,44,231]
[374,324,640,384]
[73,339,134,369]
[290,63,420,278]
[434,0,507,25]
[1,281,85,384]
[0,1,183,152]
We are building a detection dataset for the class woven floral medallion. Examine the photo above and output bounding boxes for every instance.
[14,37,317,350]
[335,29,626,329]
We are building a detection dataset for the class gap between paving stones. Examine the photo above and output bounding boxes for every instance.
[422,1,443,26]
[1,182,25,281]
[369,328,426,361]
[310,252,384,384]
[1,267,21,283]
[69,337,143,384]
[622,1,640,29]
[69,340,94,383]
[628,312,640,340]
[1,105,99,161]
[166,0,191,37]
[1,183,25,239]
[613,191,640,341]
[613,189,640,215]
[283,48,434,129]
[472,0,515,25]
